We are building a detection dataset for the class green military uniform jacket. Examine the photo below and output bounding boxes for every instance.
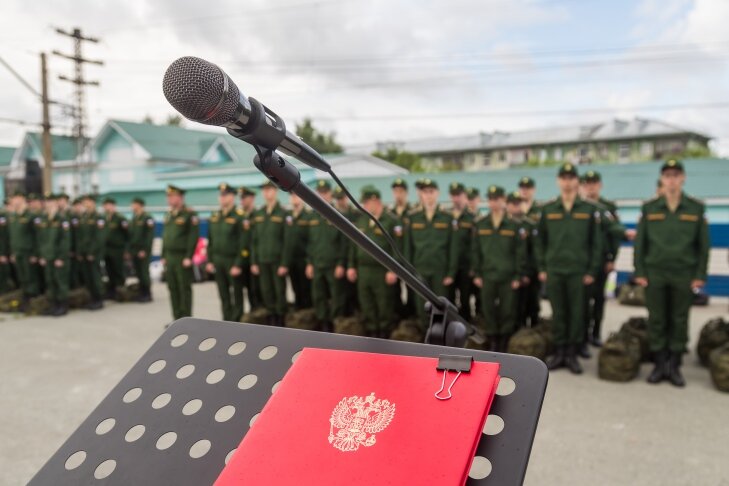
[471,213,527,282]
[389,202,412,222]
[9,209,36,254]
[208,207,244,268]
[634,193,710,280]
[0,210,9,258]
[536,197,602,277]
[525,201,541,220]
[404,205,458,278]
[37,212,71,261]
[284,207,311,266]
[307,206,347,268]
[129,212,155,254]
[450,208,474,272]
[512,215,539,276]
[251,202,291,266]
[348,210,402,268]
[105,212,129,252]
[239,209,254,266]
[77,210,106,258]
[162,206,199,259]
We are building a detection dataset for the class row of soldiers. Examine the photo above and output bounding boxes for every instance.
[1,192,155,316]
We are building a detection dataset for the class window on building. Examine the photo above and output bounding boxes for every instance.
[640,141,654,159]
[618,143,630,161]
[539,149,547,162]
[554,147,563,161]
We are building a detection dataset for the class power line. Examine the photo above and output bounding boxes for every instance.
[0,55,41,98]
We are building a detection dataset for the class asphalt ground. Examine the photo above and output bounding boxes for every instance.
[1,281,727,485]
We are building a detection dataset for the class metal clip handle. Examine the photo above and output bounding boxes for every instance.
[434,369,462,401]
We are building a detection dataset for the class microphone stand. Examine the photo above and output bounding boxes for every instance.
[249,147,470,348]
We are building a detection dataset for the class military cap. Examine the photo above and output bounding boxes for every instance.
[57,192,70,201]
[486,185,506,199]
[103,197,117,205]
[166,184,186,195]
[449,182,466,195]
[419,178,438,190]
[583,170,601,183]
[261,180,277,189]
[218,182,236,195]
[11,190,25,198]
[315,180,332,192]
[44,193,57,201]
[238,186,256,197]
[360,185,381,201]
[333,186,346,199]
[414,178,426,190]
[81,194,97,202]
[507,190,522,203]
[518,176,535,188]
[132,197,146,205]
[391,178,408,190]
[661,158,684,173]
[558,162,578,177]
[27,193,40,202]
[466,187,480,200]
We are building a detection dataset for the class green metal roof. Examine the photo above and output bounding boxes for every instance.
[27,133,82,162]
[0,146,15,167]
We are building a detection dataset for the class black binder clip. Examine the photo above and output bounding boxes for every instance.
[435,355,473,401]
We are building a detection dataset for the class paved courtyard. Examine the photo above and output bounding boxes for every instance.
[1,281,727,485]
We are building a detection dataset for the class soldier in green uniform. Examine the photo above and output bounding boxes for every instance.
[28,193,46,296]
[467,187,481,216]
[162,185,199,320]
[9,193,39,307]
[347,186,402,338]
[447,182,475,320]
[128,197,155,302]
[206,183,245,322]
[404,179,458,328]
[306,180,347,331]
[238,187,260,312]
[389,178,415,319]
[536,164,602,374]
[472,186,526,351]
[518,177,541,324]
[334,186,358,315]
[102,197,129,299]
[78,195,106,310]
[634,159,709,387]
[0,200,11,293]
[37,194,71,316]
[519,176,541,219]
[285,191,312,310]
[506,191,539,328]
[69,198,85,289]
[251,181,290,326]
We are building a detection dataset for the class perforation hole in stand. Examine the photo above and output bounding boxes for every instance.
[156,432,177,451]
[206,369,226,384]
[258,346,278,360]
[147,359,166,374]
[94,459,117,479]
[271,380,281,394]
[237,374,258,390]
[182,399,203,416]
[95,418,115,435]
[214,405,236,423]
[483,414,505,436]
[249,413,260,427]
[198,338,216,352]
[469,456,492,480]
[170,334,188,347]
[227,341,246,356]
[225,449,236,465]
[151,393,172,410]
[64,451,86,471]
[122,387,142,403]
[124,425,145,443]
[291,350,302,363]
[189,439,212,459]
[496,377,516,396]
[176,364,195,379]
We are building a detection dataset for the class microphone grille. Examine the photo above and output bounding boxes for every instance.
[162,56,240,126]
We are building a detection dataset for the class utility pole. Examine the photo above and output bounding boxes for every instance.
[40,53,53,194]
[53,27,103,194]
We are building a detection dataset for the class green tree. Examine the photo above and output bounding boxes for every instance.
[372,148,425,172]
[142,114,154,124]
[295,118,343,154]
[166,114,184,127]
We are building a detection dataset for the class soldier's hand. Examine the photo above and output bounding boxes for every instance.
[0,256,7,264]
[334,265,345,279]
[347,268,357,282]
[9,255,15,263]
[605,262,615,273]
[538,272,547,282]
[251,264,260,275]
[205,262,215,274]
[624,229,637,241]
[443,276,454,286]
[39,258,46,266]
[521,276,530,285]
[511,280,521,290]
[583,275,594,285]
[161,258,167,266]
[473,277,483,288]
[124,252,131,261]
[54,259,64,268]
[635,277,648,287]
[86,255,95,262]
[182,258,192,268]
[305,264,314,279]
[691,279,705,290]
[385,271,397,285]
[277,266,288,277]
[29,256,38,264]
[138,250,147,258]
[230,266,241,277]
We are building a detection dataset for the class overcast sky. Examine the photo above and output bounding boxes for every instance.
[2,0,729,154]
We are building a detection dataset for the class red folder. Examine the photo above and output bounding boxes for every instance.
[216,348,500,486]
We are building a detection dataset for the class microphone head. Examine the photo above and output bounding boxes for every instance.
[162,56,241,126]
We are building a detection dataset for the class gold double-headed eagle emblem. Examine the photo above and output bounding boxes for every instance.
[328,392,396,452]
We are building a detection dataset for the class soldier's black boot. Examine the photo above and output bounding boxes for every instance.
[578,342,591,359]
[565,345,583,374]
[666,352,686,388]
[486,336,498,352]
[546,346,565,370]
[590,324,603,347]
[265,314,275,326]
[52,302,68,317]
[500,335,511,353]
[646,350,667,384]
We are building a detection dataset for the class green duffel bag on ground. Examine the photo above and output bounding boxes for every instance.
[334,314,366,336]
[389,318,423,343]
[26,295,51,316]
[508,327,548,361]
[0,289,23,312]
[241,307,270,325]
[708,343,729,392]
[598,331,642,382]
[617,283,646,306]
[697,317,729,367]
[285,308,319,331]
[68,288,91,309]
[620,316,650,362]
[534,318,555,356]
[115,284,141,303]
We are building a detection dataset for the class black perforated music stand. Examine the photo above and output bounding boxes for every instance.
[28,318,548,485]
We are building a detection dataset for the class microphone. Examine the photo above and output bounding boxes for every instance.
[162,56,331,172]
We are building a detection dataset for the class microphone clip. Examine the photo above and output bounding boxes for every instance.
[227,97,287,153]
